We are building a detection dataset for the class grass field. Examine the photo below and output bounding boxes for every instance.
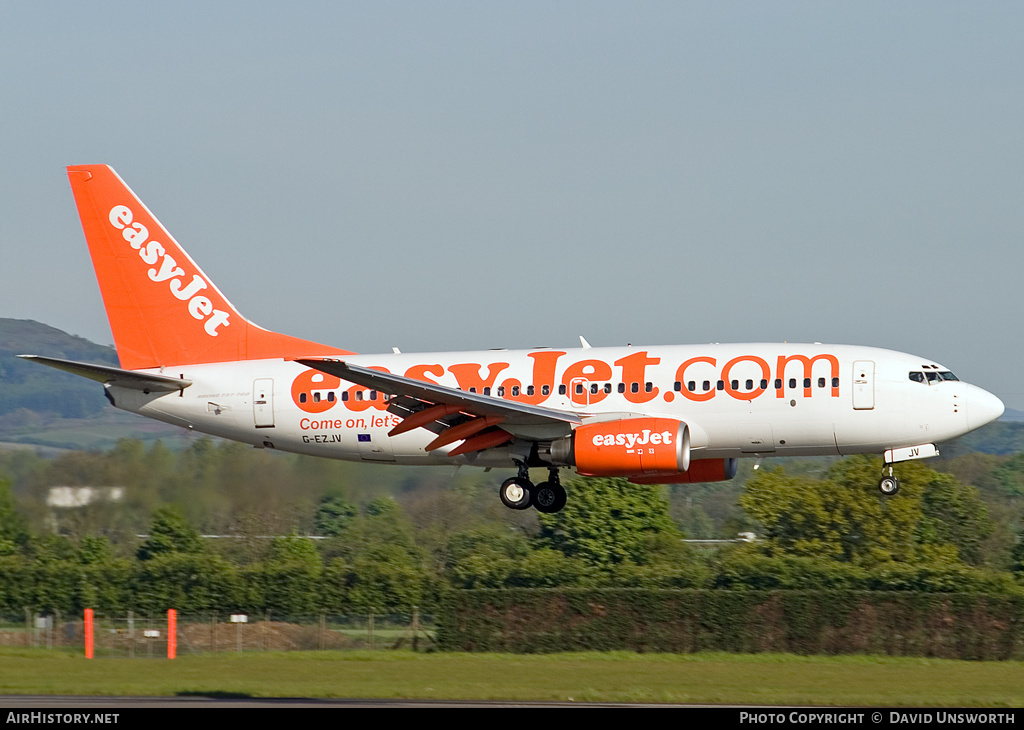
[0,648,1022,705]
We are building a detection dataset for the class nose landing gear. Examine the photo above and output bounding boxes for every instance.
[878,464,900,495]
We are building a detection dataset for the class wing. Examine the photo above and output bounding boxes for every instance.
[296,359,581,456]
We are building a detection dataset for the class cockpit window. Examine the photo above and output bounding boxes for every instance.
[910,370,959,383]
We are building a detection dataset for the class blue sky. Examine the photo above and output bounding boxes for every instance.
[2,2,1022,407]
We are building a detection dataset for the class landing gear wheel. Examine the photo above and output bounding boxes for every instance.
[879,476,900,495]
[499,476,534,510]
[533,481,567,513]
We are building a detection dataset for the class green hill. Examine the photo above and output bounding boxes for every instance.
[0,319,185,449]
[0,318,118,419]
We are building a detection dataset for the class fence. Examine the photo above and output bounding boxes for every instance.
[0,610,435,657]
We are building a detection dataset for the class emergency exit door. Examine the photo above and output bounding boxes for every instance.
[253,379,275,427]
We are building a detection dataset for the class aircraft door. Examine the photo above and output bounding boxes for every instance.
[852,361,874,410]
[253,378,275,428]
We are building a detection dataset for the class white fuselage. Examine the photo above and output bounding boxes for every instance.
[105,343,1004,470]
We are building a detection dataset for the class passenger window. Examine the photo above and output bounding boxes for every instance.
[775,379,782,390]
[631,382,639,393]
[327,392,335,402]
[832,377,839,388]
[717,381,724,391]
[745,379,754,390]
[703,380,711,391]
[731,380,738,390]
[789,378,797,389]
[341,392,349,402]
[558,385,566,395]
[617,383,625,393]
[673,381,681,392]
[818,378,825,388]
[511,386,520,396]
[803,378,811,389]
[484,387,491,396]
[760,379,768,390]
[299,393,307,403]
[526,385,534,396]
[604,383,612,394]
[645,382,653,393]
[542,385,550,396]
[590,383,599,395]
[688,381,696,392]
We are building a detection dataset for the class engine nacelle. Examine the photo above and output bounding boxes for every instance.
[549,417,690,477]
[628,458,738,485]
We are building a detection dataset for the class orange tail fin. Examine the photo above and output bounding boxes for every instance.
[67,165,352,370]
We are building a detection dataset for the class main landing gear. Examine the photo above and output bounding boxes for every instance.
[878,463,900,496]
[499,464,567,513]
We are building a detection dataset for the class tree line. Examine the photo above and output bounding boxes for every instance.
[0,437,1021,617]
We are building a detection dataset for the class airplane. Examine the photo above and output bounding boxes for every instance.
[22,164,1005,513]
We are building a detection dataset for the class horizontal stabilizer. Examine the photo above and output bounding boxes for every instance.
[18,355,192,393]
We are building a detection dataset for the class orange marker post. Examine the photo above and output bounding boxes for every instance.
[167,609,177,659]
[84,609,94,659]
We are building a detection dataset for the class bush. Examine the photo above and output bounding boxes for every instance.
[439,588,1024,659]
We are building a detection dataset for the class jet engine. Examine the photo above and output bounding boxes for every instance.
[549,417,690,477]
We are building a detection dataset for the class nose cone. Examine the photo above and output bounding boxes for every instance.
[966,384,1004,432]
